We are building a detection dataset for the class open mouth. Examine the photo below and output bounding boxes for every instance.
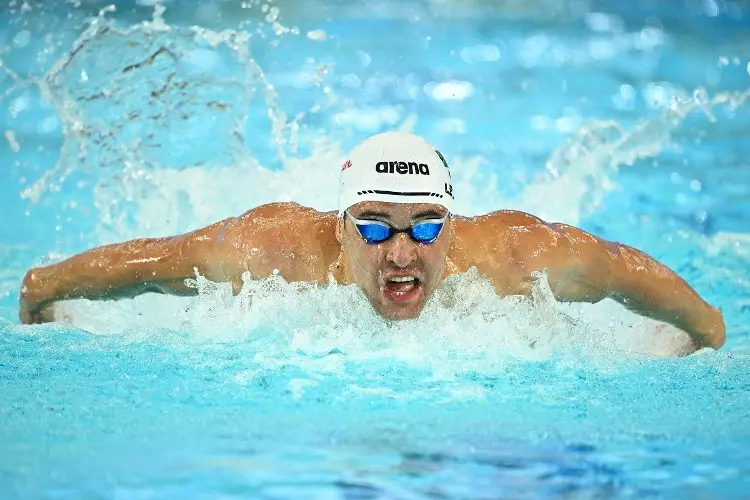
[383,275,423,303]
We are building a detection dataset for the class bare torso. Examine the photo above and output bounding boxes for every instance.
[19,201,725,350]
[215,202,587,299]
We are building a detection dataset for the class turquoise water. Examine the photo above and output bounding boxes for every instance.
[1,0,750,498]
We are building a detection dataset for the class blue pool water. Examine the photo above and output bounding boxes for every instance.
[1,0,750,498]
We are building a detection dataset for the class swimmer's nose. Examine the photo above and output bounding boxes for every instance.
[385,232,418,268]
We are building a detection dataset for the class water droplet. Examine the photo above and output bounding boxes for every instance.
[702,0,719,17]
[669,95,681,111]
[693,88,708,105]
[306,29,326,41]
[747,61,750,75]
[356,50,371,68]
[620,84,635,100]
[12,30,30,49]
[4,130,20,152]
[265,5,280,22]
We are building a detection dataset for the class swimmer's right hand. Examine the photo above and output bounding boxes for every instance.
[19,269,57,324]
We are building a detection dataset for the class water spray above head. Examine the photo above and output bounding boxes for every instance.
[337,131,454,215]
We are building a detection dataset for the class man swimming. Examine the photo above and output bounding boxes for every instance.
[19,131,725,353]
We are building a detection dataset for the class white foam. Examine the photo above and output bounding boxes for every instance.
[56,263,694,382]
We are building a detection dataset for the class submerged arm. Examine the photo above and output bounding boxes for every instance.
[543,223,725,350]
[19,218,237,324]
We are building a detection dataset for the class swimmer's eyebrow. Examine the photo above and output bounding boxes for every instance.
[412,210,445,220]
[354,210,391,220]
[353,210,445,221]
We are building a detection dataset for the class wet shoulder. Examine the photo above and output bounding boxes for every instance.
[449,209,559,268]
[235,201,338,247]
[479,209,549,227]
[448,210,571,295]
[238,201,326,224]
[452,209,551,241]
[223,202,339,283]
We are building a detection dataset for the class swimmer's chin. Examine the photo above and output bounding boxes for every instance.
[378,308,422,321]
[371,298,426,321]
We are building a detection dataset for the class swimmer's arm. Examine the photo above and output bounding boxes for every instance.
[545,224,726,350]
[19,218,236,324]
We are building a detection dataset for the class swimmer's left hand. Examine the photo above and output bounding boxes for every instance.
[19,300,57,325]
[19,269,62,325]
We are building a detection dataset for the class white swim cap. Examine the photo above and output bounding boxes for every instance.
[337,131,454,214]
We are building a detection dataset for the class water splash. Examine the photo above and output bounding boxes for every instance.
[22,4,293,201]
[9,0,747,239]
[54,262,695,371]
[517,87,750,224]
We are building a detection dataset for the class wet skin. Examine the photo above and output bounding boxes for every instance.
[20,201,726,354]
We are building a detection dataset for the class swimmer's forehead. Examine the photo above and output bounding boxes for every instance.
[348,201,448,220]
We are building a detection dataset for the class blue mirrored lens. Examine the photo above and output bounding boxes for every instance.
[357,223,391,244]
[411,222,444,243]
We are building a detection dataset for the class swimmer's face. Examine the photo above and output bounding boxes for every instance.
[337,201,452,320]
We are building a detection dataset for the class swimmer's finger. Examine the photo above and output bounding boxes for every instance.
[19,307,32,325]
[18,292,32,325]
[38,304,58,323]
[19,286,50,324]
[28,304,58,325]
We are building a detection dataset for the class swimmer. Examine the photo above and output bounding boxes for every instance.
[19,132,725,353]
